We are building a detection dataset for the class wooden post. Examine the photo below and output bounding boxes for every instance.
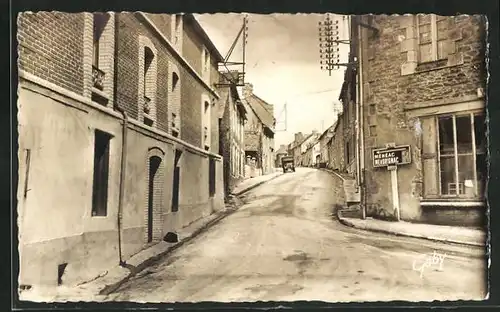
[388,164,400,221]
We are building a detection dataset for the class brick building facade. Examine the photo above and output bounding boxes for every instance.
[17,12,225,288]
[351,15,487,226]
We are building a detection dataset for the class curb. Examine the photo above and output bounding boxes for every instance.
[99,208,237,296]
[232,173,283,196]
[100,174,284,294]
[338,217,485,248]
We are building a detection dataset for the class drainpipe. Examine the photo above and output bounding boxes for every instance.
[357,16,367,220]
[113,13,127,266]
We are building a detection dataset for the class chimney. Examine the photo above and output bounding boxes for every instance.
[294,132,304,143]
[243,83,253,99]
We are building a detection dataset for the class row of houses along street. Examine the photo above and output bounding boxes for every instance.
[16,12,488,303]
[286,14,487,227]
[17,12,277,289]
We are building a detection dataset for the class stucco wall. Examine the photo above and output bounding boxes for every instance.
[17,83,224,287]
[17,86,122,286]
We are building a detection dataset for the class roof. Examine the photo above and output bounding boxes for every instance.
[244,94,276,133]
[217,73,248,120]
[302,133,317,144]
[276,145,288,155]
[318,122,337,141]
[186,14,224,62]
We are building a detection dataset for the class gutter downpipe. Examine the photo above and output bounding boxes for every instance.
[113,13,127,266]
[357,16,367,220]
[353,17,361,200]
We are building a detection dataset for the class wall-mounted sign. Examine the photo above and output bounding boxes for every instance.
[372,145,411,168]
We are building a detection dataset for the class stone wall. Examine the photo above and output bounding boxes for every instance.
[360,14,486,224]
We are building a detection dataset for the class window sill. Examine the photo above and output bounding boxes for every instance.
[92,87,110,106]
[92,87,110,100]
[401,54,464,76]
[420,199,485,208]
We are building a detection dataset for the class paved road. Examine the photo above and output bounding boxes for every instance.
[106,168,487,303]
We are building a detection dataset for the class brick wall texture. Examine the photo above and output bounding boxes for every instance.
[115,13,220,151]
[17,12,85,95]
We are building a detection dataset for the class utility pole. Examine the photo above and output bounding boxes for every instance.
[318,14,354,76]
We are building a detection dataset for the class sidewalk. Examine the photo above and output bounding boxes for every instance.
[338,216,487,247]
[232,171,283,196]
[19,171,283,303]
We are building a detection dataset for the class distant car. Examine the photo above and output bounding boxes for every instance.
[281,156,295,173]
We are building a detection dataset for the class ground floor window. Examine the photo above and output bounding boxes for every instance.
[437,112,486,198]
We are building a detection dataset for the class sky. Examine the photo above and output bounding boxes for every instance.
[195,13,350,148]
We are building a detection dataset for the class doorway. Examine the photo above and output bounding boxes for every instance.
[147,156,162,243]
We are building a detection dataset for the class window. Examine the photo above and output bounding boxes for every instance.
[209,158,216,197]
[346,141,350,165]
[140,43,156,126]
[92,130,112,217]
[92,13,109,91]
[172,72,179,92]
[203,48,210,72]
[438,112,486,197]
[173,14,182,44]
[203,101,211,148]
[202,48,210,83]
[92,13,108,69]
[417,14,450,63]
[171,149,182,212]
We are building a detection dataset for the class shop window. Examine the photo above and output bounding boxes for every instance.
[437,112,485,198]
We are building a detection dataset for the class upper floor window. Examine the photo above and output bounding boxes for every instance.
[203,100,211,149]
[417,14,450,63]
[172,72,179,92]
[138,36,158,127]
[143,47,155,126]
[202,48,210,81]
[174,14,182,43]
[92,13,110,91]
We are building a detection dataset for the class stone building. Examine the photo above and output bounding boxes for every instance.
[339,66,358,177]
[274,144,288,168]
[299,132,319,167]
[318,123,336,167]
[217,73,247,198]
[349,14,487,226]
[288,132,305,166]
[16,12,225,287]
[242,83,276,177]
[327,113,345,172]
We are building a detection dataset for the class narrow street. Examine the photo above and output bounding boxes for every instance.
[106,168,487,303]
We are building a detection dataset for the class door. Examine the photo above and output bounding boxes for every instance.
[147,156,162,243]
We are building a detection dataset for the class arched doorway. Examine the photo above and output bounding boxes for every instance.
[147,155,162,243]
